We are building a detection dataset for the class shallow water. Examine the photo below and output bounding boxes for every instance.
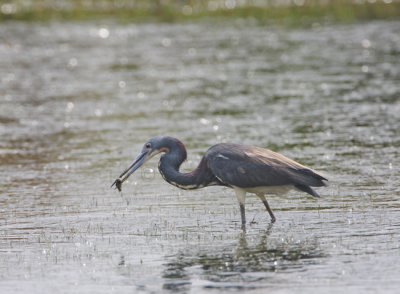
[1,20,399,293]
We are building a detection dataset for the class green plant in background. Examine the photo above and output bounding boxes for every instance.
[1,0,399,23]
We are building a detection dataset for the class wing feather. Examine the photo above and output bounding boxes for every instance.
[206,143,327,188]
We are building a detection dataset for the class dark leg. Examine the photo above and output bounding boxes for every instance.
[240,203,246,230]
[234,188,247,230]
[262,200,276,223]
[256,193,276,223]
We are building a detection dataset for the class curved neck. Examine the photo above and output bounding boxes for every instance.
[159,149,218,190]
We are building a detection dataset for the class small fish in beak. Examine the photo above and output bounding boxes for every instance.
[113,178,123,192]
[111,141,161,192]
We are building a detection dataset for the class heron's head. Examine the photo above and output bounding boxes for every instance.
[111,136,176,190]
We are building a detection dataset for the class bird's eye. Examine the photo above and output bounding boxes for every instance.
[145,143,151,149]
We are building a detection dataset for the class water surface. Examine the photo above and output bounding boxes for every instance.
[0,20,399,293]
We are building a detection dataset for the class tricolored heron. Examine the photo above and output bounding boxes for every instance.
[112,136,327,228]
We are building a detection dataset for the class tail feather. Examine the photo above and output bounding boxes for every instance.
[293,168,328,187]
[295,184,320,198]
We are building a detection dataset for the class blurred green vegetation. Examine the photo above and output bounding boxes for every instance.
[0,0,399,24]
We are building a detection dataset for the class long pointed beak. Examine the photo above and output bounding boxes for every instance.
[111,150,149,191]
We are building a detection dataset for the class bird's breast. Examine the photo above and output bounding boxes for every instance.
[241,185,294,195]
[168,181,202,190]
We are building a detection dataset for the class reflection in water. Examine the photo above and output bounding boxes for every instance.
[162,224,324,291]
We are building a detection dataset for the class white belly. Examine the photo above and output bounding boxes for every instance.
[242,185,294,195]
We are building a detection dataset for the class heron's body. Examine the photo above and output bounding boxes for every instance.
[112,136,327,228]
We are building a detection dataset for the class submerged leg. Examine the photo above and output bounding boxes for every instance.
[234,188,247,229]
[256,194,276,223]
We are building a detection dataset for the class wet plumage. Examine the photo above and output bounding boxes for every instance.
[112,136,327,228]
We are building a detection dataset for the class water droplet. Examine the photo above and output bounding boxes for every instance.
[98,28,110,39]
[361,65,369,73]
[68,58,78,67]
[66,102,74,112]
[362,39,371,49]
[118,81,126,88]
[161,38,171,47]
[200,118,210,125]
[142,168,155,181]
[213,125,219,131]
[95,109,103,117]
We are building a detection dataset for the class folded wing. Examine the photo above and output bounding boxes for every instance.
[206,144,327,194]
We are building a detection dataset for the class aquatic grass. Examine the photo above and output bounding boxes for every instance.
[1,0,400,24]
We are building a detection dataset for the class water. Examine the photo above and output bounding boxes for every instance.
[1,20,399,293]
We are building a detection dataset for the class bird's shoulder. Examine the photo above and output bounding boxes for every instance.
[205,143,303,168]
[205,143,251,160]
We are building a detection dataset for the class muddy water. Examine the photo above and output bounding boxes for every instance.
[1,21,399,293]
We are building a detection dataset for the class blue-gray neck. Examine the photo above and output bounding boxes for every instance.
[158,140,220,190]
